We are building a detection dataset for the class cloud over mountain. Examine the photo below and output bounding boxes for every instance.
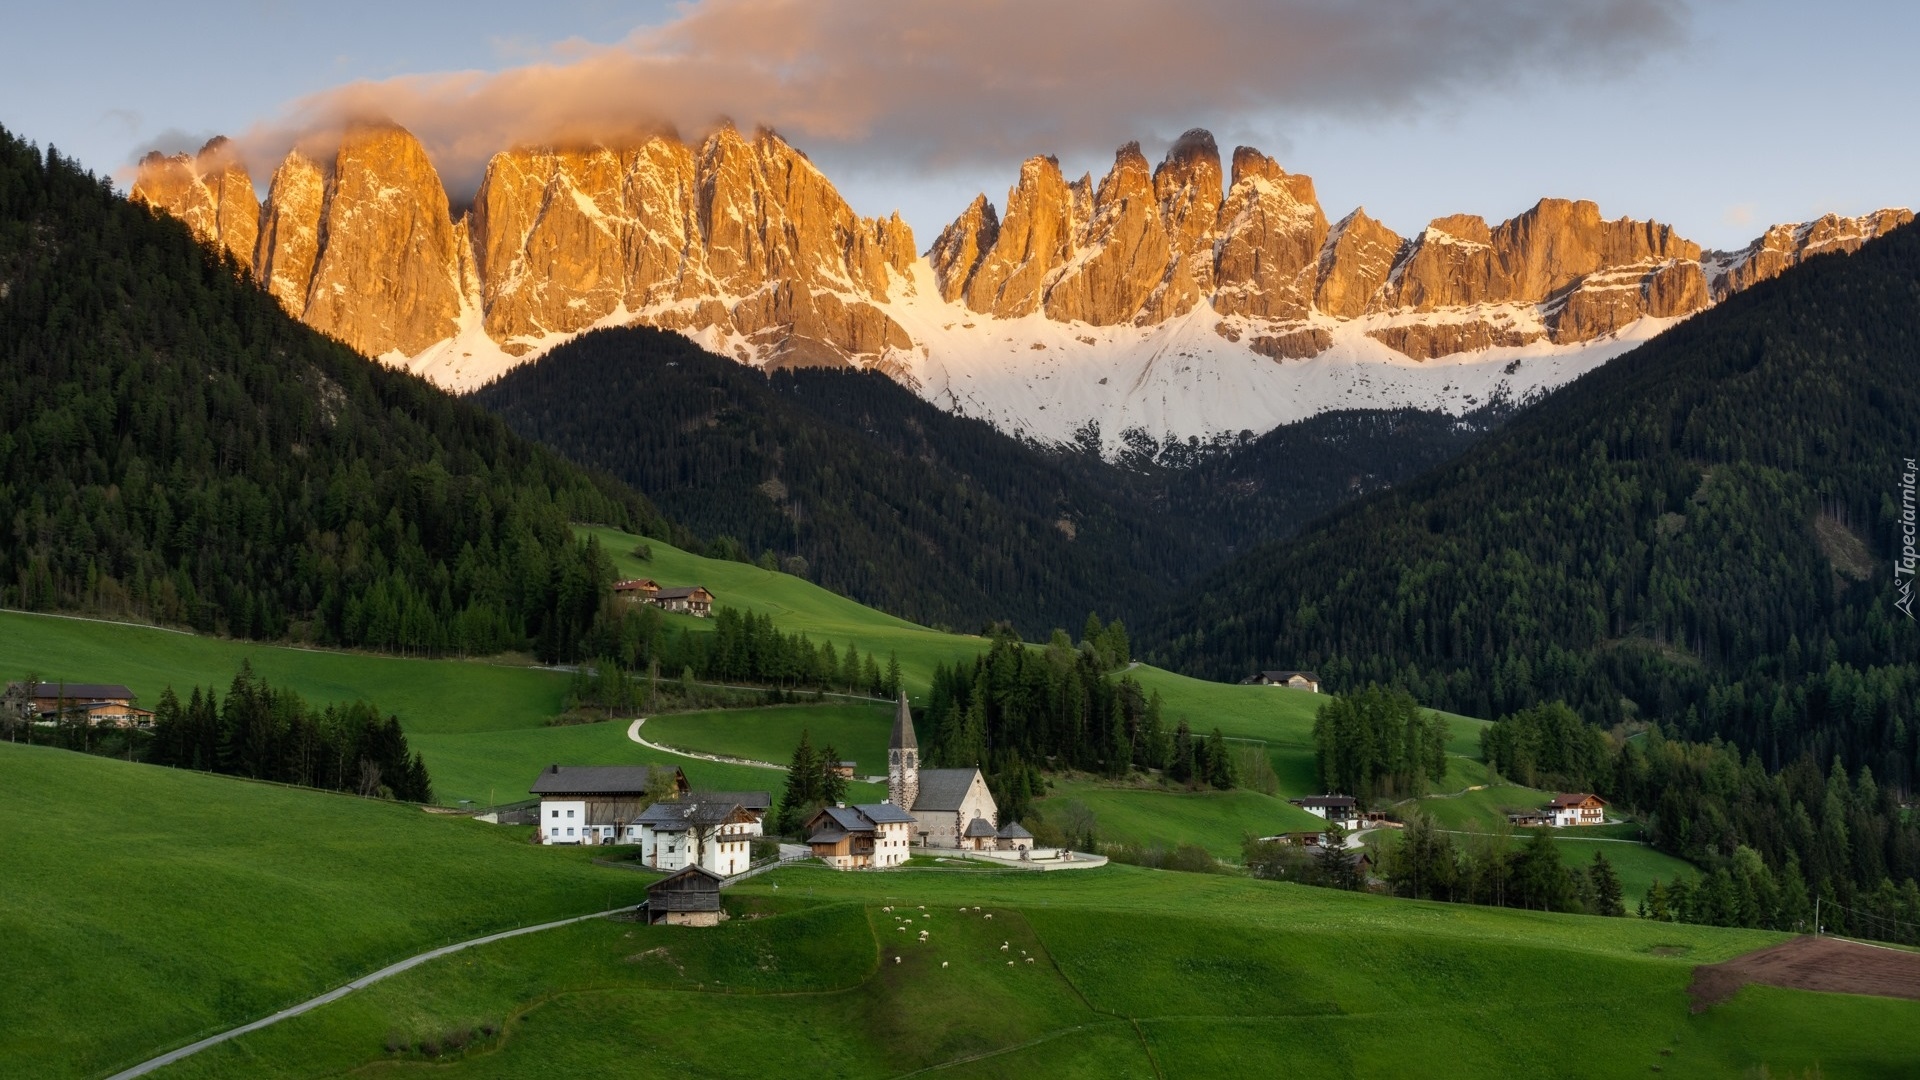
[228,0,1685,197]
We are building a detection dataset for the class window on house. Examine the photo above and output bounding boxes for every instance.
[567,809,575,818]
[550,809,558,818]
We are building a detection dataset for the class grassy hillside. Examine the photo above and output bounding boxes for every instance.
[143,863,1916,1080]
[588,524,992,690]
[0,610,570,735]
[643,702,895,774]
[1041,778,1327,857]
[0,743,653,1080]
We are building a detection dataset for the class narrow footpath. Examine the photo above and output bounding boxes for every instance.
[104,903,638,1080]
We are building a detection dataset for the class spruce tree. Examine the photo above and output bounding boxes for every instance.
[776,729,821,836]
[1589,850,1625,916]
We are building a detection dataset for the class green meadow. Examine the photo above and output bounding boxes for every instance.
[0,610,569,735]
[141,862,1917,1080]
[587,525,993,691]
[1041,777,1328,857]
[642,701,897,774]
[0,743,652,1080]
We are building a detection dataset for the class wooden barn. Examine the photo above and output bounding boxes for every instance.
[646,865,726,926]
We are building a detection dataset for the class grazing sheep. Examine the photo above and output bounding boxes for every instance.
[1007,960,1014,966]
[984,913,993,920]
[942,961,949,968]
[1025,957,1035,964]
[1000,944,1009,951]
[894,956,902,964]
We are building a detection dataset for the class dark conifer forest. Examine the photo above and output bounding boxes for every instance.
[1150,222,1920,790]
[0,127,679,661]
[473,325,1493,634]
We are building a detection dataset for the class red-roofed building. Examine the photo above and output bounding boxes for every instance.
[1547,793,1608,827]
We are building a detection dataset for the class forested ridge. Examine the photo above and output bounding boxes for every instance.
[1150,222,1920,789]
[474,326,1493,635]
[0,127,679,661]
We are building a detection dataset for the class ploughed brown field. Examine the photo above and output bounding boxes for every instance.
[1688,935,1920,1010]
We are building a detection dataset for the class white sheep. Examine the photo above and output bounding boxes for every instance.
[894,956,902,964]
[999,944,1009,951]
[1025,957,1035,964]
[1006,960,1014,966]
[984,913,993,920]
[941,961,949,968]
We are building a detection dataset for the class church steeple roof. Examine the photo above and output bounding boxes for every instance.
[890,691,917,751]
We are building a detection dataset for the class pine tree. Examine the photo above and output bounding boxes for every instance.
[776,729,822,835]
[1589,850,1625,916]
[819,743,849,807]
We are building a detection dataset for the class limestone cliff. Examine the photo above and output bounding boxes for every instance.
[933,138,1711,360]
[131,122,1907,395]
[130,138,258,272]
[296,125,465,358]
[1712,208,1914,299]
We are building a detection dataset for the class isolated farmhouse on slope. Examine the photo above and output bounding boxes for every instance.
[611,579,715,617]
[1290,794,1359,825]
[1242,670,1321,692]
[5,682,154,728]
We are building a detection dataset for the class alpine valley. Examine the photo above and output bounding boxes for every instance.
[132,124,1909,454]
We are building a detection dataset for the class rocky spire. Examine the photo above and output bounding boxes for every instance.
[888,690,919,811]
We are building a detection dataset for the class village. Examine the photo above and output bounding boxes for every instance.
[507,690,1619,927]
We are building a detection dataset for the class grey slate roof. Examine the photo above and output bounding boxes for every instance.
[635,798,746,830]
[1261,670,1318,684]
[890,691,917,751]
[855,803,917,825]
[964,817,998,839]
[28,683,133,700]
[653,586,710,601]
[690,790,772,812]
[808,826,850,844]
[815,805,872,833]
[911,768,979,812]
[997,822,1034,839]
[530,764,681,797]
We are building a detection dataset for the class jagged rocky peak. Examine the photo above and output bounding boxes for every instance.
[130,137,258,271]
[466,125,915,365]
[956,153,1078,318]
[1042,141,1173,326]
[1211,145,1329,322]
[254,150,327,316]
[1145,128,1224,319]
[1313,208,1403,319]
[929,193,1000,303]
[282,123,465,358]
[1713,208,1914,300]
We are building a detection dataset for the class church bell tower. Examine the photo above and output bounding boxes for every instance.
[888,690,919,811]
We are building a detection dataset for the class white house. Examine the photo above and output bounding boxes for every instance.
[634,798,761,876]
[529,764,688,846]
[1290,794,1359,825]
[1547,793,1608,828]
[805,803,918,869]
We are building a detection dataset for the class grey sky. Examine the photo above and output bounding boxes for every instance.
[5,0,1913,251]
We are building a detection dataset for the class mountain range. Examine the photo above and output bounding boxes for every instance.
[132,124,1909,453]
[1147,217,1920,790]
